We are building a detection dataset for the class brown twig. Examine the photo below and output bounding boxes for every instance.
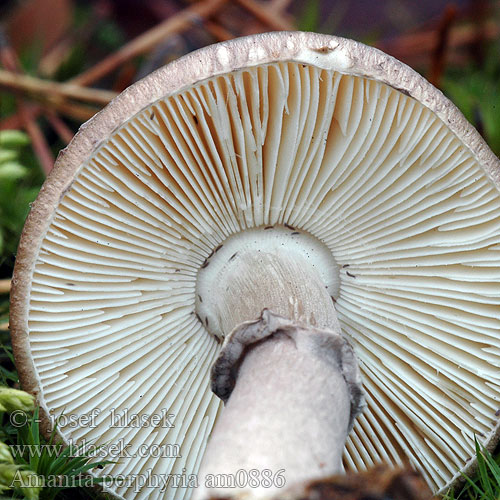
[19,105,54,175]
[428,4,458,87]
[0,279,10,295]
[112,62,138,93]
[44,100,100,122]
[377,19,500,66]
[269,0,293,11]
[235,0,295,31]
[0,98,98,130]
[204,20,234,41]
[38,37,76,78]
[0,69,117,106]
[0,106,40,130]
[69,0,228,87]
[467,0,489,68]
[45,111,74,144]
[0,29,54,175]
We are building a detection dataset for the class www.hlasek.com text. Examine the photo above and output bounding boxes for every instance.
[9,439,181,459]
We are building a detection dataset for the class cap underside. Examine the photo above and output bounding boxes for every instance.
[16,57,500,499]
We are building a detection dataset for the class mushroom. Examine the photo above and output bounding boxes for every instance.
[10,31,500,500]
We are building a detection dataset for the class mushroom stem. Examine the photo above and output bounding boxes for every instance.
[195,235,363,498]
[196,231,341,340]
[194,310,364,500]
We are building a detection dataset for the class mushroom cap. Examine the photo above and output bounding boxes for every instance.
[10,31,500,499]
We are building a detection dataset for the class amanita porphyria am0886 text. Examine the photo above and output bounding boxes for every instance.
[9,31,500,500]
